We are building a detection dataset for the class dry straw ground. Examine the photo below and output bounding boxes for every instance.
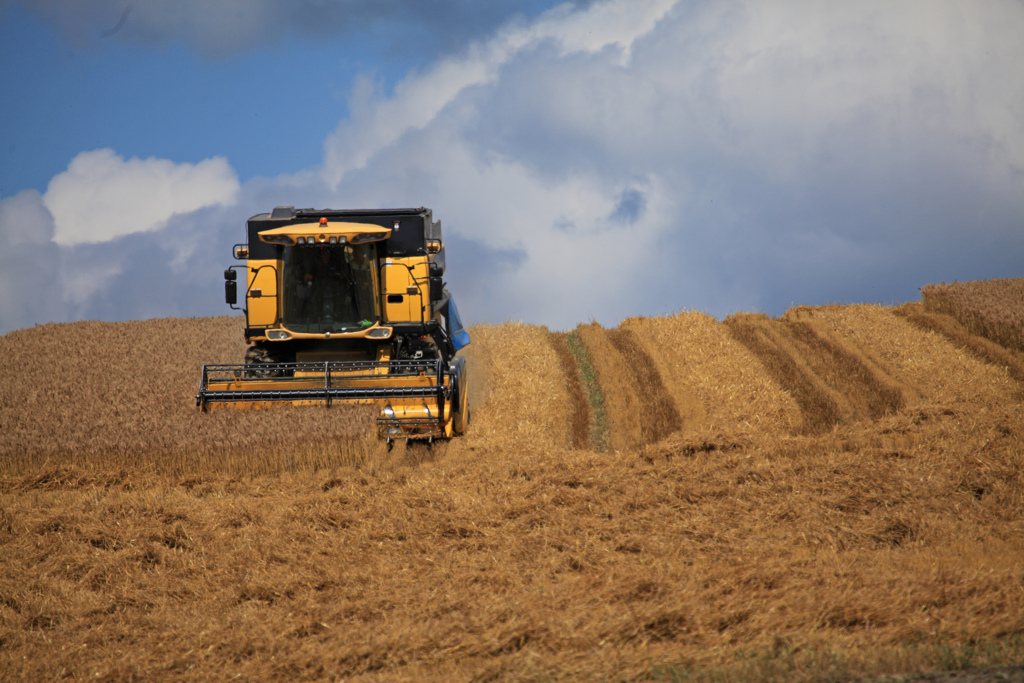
[1,279,1022,682]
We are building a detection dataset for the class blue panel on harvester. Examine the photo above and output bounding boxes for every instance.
[450,298,470,351]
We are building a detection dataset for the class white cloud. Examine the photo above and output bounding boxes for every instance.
[42,149,240,246]
[0,191,66,333]
[58,258,125,309]
[322,0,677,187]
[0,189,55,246]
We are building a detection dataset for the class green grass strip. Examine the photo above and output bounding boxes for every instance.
[566,331,609,453]
[648,634,1024,682]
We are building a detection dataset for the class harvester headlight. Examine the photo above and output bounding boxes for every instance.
[296,236,306,245]
[365,326,392,339]
[329,235,337,245]
[266,329,291,341]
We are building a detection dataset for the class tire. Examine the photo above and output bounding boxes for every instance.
[450,356,469,435]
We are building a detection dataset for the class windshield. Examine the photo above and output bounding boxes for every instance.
[281,243,379,333]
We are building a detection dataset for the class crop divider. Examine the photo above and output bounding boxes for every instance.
[325,361,331,408]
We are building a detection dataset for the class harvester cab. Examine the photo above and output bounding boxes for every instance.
[197,206,471,440]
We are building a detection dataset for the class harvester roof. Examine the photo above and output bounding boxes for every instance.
[246,206,436,261]
[257,221,391,247]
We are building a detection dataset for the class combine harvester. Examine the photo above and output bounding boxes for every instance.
[197,207,471,442]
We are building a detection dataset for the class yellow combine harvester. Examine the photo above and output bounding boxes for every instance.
[196,206,470,441]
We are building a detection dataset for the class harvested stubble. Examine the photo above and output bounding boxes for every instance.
[605,327,683,445]
[782,306,909,418]
[1,400,1022,681]
[547,332,591,450]
[573,322,644,453]
[814,304,1018,408]
[451,322,569,451]
[726,312,844,434]
[896,302,1024,385]
[2,294,1024,682]
[621,311,799,434]
[727,305,1018,435]
[570,322,689,453]
[922,278,1024,354]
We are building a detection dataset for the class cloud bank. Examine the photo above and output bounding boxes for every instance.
[2,0,1022,336]
[43,149,240,245]
[319,0,1024,326]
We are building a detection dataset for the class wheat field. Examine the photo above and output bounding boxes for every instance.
[1,280,1022,682]
[921,278,1024,354]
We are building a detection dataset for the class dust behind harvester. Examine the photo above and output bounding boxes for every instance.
[196,206,471,441]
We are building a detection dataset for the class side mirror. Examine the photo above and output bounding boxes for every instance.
[224,269,237,305]
[233,244,249,260]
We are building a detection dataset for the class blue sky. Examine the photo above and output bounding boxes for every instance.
[0,5,351,195]
[1,0,1022,335]
[1,1,559,194]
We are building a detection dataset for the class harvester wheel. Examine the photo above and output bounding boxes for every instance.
[450,356,470,435]
[452,390,469,434]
